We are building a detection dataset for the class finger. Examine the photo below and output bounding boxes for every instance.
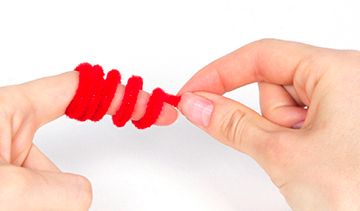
[259,82,307,128]
[20,71,178,127]
[11,121,36,166]
[179,92,294,169]
[0,166,92,210]
[283,85,305,106]
[178,39,325,105]
[107,83,178,125]
[0,115,11,162]
[22,144,60,172]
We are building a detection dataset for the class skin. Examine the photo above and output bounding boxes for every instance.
[0,71,178,210]
[178,39,360,210]
[1,39,360,210]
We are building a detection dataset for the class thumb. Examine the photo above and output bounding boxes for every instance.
[0,167,92,210]
[178,92,291,166]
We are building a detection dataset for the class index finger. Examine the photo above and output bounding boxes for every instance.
[178,39,320,95]
[20,70,178,127]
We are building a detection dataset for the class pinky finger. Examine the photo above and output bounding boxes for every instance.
[258,82,307,128]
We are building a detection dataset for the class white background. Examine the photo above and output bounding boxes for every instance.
[1,0,360,210]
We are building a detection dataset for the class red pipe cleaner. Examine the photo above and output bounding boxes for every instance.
[112,76,143,127]
[65,63,181,129]
[91,69,121,121]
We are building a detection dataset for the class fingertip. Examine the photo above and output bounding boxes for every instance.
[177,92,191,115]
[176,92,215,128]
[154,103,179,126]
[132,90,179,126]
[268,106,307,128]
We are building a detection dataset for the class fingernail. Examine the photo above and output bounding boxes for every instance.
[180,92,214,127]
[292,120,304,129]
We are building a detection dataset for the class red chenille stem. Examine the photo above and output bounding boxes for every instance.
[65,63,181,129]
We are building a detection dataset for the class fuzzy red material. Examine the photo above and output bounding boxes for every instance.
[132,88,167,129]
[65,63,181,129]
[112,76,143,127]
[66,63,94,121]
[81,65,105,121]
[91,69,121,121]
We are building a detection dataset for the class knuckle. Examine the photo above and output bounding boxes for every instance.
[0,89,16,123]
[74,175,93,210]
[249,38,283,56]
[0,109,10,122]
[340,49,360,67]
[294,48,360,99]
[293,53,324,98]
[294,53,316,80]
[0,104,11,123]
[251,38,278,47]
[341,49,360,57]
[221,109,247,148]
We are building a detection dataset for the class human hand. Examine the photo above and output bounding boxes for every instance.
[178,39,360,210]
[0,71,178,210]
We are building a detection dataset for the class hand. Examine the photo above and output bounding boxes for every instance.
[0,71,178,210]
[178,39,360,210]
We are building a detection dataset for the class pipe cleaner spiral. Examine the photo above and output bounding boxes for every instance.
[65,63,181,129]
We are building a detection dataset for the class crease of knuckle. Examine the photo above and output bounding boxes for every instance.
[0,90,15,120]
[341,50,360,68]
[0,106,11,123]
[252,38,278,48]
[221,109,248,149]
[294,60,314,101]
[0,110,9,121]
[294,55,314,89]
[294,52,331,99]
